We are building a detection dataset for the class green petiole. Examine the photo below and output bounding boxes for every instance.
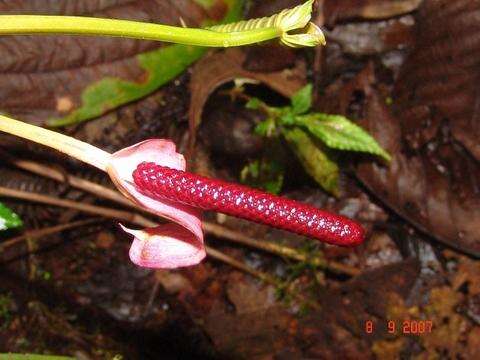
[0,1,324,48]
[0,15,281,47]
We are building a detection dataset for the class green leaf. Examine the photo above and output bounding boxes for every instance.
[294,113,391,161]
[0,202,22,231]
[290,84,313,115]
[279,110,296,126]
[283,127,339,196]
[48,0,243,127]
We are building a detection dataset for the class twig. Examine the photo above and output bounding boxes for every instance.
[0,218,100,252]
[3,152,133,208]
[0,186,155,228]
[203,221,359,276]
[4,155,359,276]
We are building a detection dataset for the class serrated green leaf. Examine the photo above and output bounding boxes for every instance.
[294,113,391,161]
[290,84,313,115]
[283,127,339,196]
[0,202,22,231]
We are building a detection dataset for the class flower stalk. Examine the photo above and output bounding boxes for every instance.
[0,115,110,171]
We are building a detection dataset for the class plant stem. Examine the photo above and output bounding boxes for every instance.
[0,15,282,47]
[0,114,110,171]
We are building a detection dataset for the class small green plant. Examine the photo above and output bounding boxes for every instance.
[245,84,391,196]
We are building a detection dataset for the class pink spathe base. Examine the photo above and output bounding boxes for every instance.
[122,224,206,268]
[107,139,205,269]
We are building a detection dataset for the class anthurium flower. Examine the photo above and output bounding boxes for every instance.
[107,139,205,268]
[0,115,365,271]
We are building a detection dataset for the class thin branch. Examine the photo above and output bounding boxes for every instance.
[204,222,359,276]
[4,152,133,208]
[0,218,100,252]
[0,186,155,228]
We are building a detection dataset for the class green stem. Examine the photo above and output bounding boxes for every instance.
[0,15,281,47]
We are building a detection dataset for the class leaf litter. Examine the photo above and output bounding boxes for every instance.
[0,0,479,358]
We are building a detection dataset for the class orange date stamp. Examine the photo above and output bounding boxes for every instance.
[365,320,433,335]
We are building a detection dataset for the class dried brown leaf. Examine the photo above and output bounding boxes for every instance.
[352,0,480,256]
[393,0,480,161]
[358,85,480,255]
[0,0,222,125]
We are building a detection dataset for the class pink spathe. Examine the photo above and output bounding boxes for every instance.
[107,139,205,269]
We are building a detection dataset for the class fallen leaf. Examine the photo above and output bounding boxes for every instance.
[421,286,467,358]
[451,256,480,296]
[349,0,480,255]
[203,274,292,358]
[466,327,480,359]
[95,231,115,249]
[0,0,240,126]
[393,0,480,161]
[155,270,193,295]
